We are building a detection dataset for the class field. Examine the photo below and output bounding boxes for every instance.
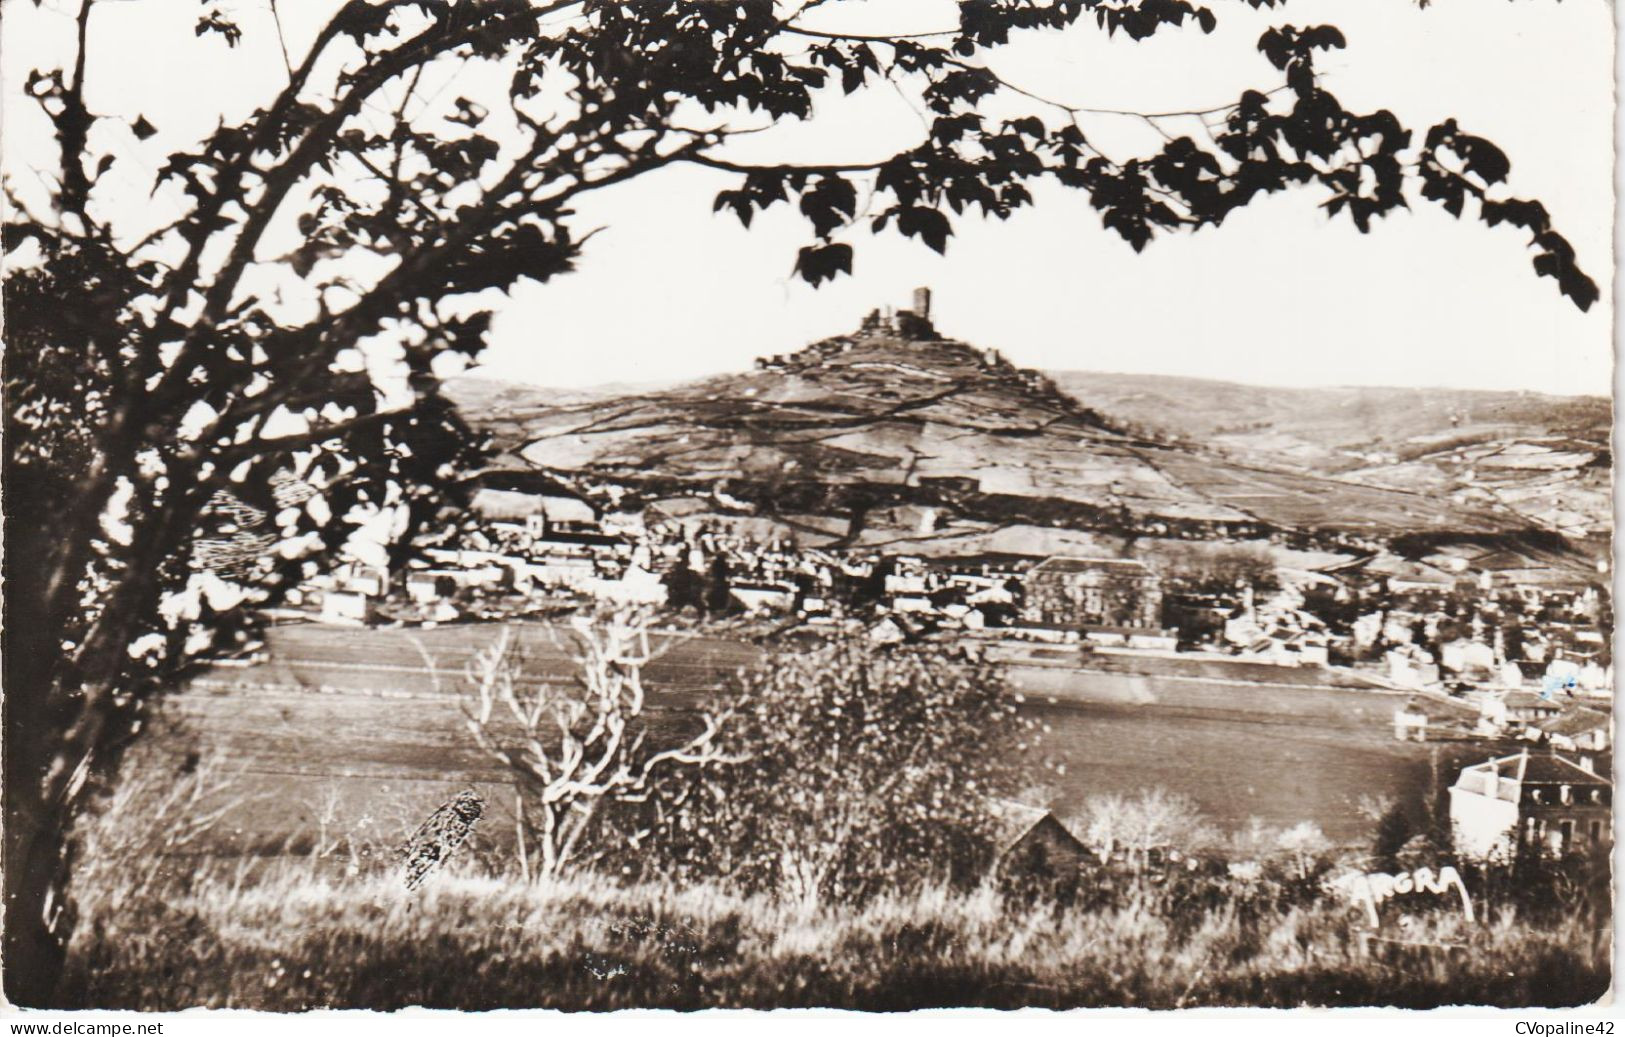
[61,620,1611,1011]
[150,622,752,853]
[140,621,1491,852]
[1142,448,1510,535]
[1048,371,1609,457]
[1050,371,1610,539]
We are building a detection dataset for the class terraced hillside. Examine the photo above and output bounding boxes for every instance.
[451,328,1531,548]
[1050,372,1611,541]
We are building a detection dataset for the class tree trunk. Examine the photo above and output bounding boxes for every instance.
[2,667,120,1008]
[3,792,75,1007]
[3,568,74,1006]
[2,503,174,1005]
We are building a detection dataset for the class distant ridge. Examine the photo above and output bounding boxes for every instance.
[1047,370,1607,447]
[1049,371,1609,541]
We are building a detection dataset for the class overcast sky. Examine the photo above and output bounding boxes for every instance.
[4,0,1615,396]
[476,0,1617,396]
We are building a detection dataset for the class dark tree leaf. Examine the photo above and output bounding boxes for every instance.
[895,206,952,254]
[1481,198,1550,232]
[196,10,242,47]
[793,242,853,286]
[1457,135,1511,186]
[799,175,858,240]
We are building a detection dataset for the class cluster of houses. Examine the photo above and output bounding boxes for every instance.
[1215,583,1331,667]
[290,466,1184,647]
[292,467,1607,678]
[757,287,941,375]
[753,287,1069,409]
[291,471,663,624]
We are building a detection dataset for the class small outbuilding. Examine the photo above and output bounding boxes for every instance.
[987,800,1089,882]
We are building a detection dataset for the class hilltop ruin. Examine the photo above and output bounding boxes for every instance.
[859,286,938,342]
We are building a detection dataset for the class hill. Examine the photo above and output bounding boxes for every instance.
[445,306,1560,559]
[1049,372,1611,541]
[443,375,668,452]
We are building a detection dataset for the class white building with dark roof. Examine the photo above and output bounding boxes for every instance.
[1024,556,1163,631]
[1448,750,1611,860]
[1532,707,1612,753]
[465,470,598,531]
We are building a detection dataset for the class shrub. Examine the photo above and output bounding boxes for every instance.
[627,636,1028,906]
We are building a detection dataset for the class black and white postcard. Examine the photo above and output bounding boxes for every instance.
[1,0,1614,1018]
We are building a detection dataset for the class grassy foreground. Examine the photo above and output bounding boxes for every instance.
[59,860,1609,1010]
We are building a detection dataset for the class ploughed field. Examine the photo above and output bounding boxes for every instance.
[146,622,1484,856]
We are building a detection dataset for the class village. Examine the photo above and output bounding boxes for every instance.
[277,448,1612,764]
[265,466,1617,865]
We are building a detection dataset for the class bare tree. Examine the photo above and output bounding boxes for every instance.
[1072,791,1132,864]
[1074,787,1211,872]
[67,743,251,907]
[1274,820,1332,880]
[461,613,737,880]
[1121,789,1213,871]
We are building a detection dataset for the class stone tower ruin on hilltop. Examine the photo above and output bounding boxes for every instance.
[912,286,932,321]
[858,286,938,341]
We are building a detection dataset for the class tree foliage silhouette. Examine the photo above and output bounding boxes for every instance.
[1,0,1598,1003]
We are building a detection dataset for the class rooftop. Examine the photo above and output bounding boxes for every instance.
[1534,707,1611,738]
[1462,750,1609,788]
[464,468,591,502]
[1501,691,1564,711]
[986,799,1075,855]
